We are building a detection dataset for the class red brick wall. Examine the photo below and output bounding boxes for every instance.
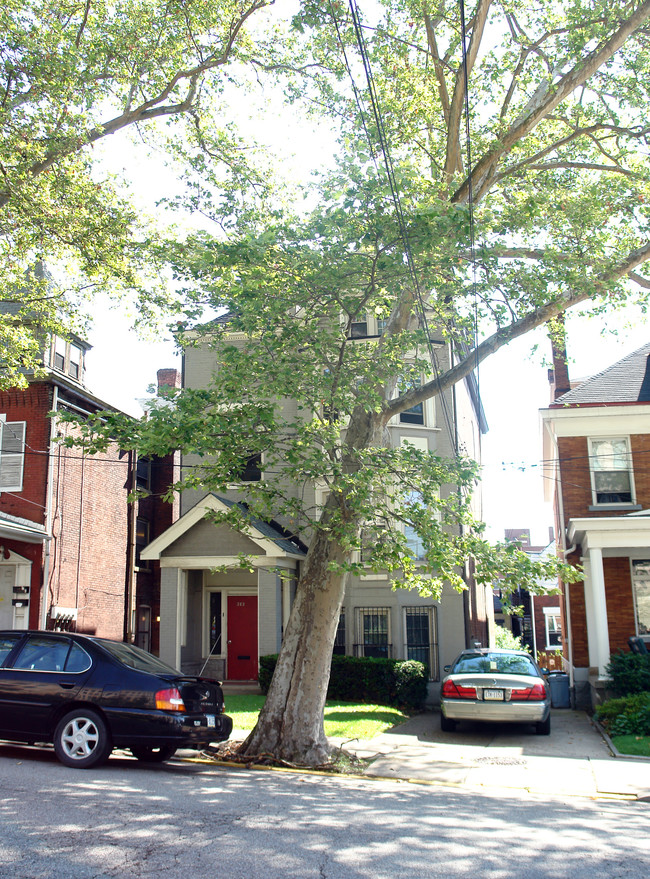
[47,421,132,640]
[0,383,53,525]
[604,557,636,655]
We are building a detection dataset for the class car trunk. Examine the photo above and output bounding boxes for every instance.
[173,677,225,714]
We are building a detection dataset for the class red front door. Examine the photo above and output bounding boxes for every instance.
[227,596,258,680]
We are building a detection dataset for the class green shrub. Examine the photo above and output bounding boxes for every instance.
[595,691,650,736]
[494,626,524,651]
[257,653,428,711]
[606,650,650,696]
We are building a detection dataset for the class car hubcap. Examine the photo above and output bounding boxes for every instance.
[61,718,99,759]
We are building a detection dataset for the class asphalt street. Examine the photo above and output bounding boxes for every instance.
[0,741,649,879]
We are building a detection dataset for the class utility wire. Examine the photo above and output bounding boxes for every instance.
[342,0,457,449]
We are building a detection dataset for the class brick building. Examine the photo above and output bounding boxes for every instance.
[0,332,177,647]
[541,342,650,707]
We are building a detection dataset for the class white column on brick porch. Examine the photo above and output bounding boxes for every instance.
[584,547,610,676]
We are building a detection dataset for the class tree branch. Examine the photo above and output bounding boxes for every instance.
[382,239,650,419]
[452,0,650,204]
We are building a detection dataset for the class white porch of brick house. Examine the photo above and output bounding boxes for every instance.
[141,495,305,680]
[567,512,650,681]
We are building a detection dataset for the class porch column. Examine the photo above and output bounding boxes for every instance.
[584,547,610,676]
[159,567,184,670]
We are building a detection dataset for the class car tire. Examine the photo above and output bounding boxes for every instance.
[130,745,177,763]
[535,716,551,736]
[440,714,456,733]
[54,708,113,769]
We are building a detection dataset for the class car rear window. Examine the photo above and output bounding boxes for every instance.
[452,653,538,676]
[96,639,180,674]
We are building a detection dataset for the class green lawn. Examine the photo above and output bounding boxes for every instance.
[224,694,408,739]
[611,734,650,758]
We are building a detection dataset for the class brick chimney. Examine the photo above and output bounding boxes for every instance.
[157,368,181,390]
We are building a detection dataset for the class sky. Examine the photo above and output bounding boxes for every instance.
[80,8,650,549]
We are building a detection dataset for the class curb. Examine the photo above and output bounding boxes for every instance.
[590,716,650,762]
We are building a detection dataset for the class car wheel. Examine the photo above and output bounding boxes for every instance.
[535,716,551,736]
[54,709,113,769]
[130,745,177,763]
[440,714,456,733]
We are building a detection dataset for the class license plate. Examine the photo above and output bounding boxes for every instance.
[483,689,504,701]
[206,715,215,727]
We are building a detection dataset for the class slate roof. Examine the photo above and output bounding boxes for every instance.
[553,342,650,406]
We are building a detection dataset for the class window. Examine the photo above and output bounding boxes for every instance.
[376,318,389,335]
[349,319,368,338]
[0,418,26,492]
[404,607,438,680]
[333,613,346,655]
[51,336,85,381]
[136,457,152,491]
[403,488,427,560]
[543,606,562,649]
[355,607,391,658]
[399,376,425,425]
[53,336,66,372]
[135,518,150,568]
[209,591,223,653]
[239,454,262,482]
[589,437,634,504]
[69,344,82,380]
[631,561,650,637]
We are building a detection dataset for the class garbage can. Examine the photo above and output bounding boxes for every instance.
[547,672,570,708]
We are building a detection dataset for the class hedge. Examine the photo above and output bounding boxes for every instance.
[258,653,428,711]
[595,691,650,737]
[606,650,650,696]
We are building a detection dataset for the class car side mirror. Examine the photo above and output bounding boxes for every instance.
[443,665,451,673]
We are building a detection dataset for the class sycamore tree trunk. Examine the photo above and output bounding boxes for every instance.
[240,410,383,765]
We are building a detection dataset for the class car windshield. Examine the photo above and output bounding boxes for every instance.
[452,652,538,676]
[96,639,180,675]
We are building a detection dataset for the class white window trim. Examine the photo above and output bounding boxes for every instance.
[543,606,562,650]
[588,436,636,507]
[0,417,26,493]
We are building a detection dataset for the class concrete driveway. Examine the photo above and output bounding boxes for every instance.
[337,709,650,800]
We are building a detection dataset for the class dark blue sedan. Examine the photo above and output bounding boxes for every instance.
[0,630,233,768]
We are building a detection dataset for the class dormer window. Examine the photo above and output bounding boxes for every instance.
[50,336,85,382]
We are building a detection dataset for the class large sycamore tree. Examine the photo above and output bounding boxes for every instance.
[71,0,650,765]
[0,0,279,387]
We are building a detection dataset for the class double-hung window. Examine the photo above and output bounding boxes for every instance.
[355,607,391,658]
[631,561,650,637]
[543,606,562,649]
[589,437,634,505]
[0,418,26,492]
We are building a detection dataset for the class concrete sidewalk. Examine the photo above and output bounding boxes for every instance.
[333,709,650,800]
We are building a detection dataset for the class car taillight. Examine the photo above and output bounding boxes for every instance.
[442,680,476,699]
[155,687,186,711]
[510,682,547,701]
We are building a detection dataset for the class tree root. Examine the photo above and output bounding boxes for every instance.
[201,740,369,774]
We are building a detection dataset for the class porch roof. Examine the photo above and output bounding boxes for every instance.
[140,493,307,563]
[0,511,48,544]
[567,511,650,553]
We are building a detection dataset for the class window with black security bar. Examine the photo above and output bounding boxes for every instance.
[354,607,392,658]
[333,612,346,655]
[404,607,438,680]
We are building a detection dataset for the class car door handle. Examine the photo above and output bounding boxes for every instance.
[59,682,75,689]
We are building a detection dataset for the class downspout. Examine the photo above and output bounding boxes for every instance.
[549,421,575,690]
[124,450,138,642]
[41,386,58,629]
